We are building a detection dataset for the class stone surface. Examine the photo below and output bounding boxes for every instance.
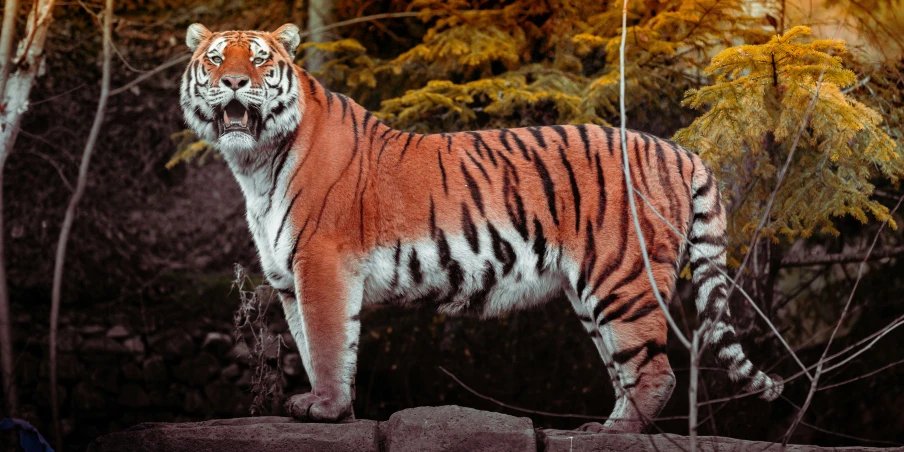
[123,336,146,355]
[84,408,904,452]
[106,324,131,339]
[149,331,196,359]
[87,417,379,452]
[381,405,536,452]
[80,337,128,355]
[118,384,150,407]
[143,355,168,384]
[540,429,904,452]
[202,332,233,358]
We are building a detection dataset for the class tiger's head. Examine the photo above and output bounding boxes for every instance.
[180,24,302,160]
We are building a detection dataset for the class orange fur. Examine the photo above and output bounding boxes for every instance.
[182,25,783,431]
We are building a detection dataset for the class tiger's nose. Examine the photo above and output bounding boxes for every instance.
[221,75,249,90]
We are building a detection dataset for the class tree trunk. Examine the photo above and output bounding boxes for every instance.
[49,0,112,448]
[0,0,57,418]
[305,0,334,74]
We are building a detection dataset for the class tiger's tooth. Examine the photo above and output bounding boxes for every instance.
[242,110,248,127]
[224,110,230,124]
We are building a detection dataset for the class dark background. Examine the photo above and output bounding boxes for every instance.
[2,1,903,450]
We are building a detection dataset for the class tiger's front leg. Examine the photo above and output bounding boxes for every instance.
[283,241,362,422]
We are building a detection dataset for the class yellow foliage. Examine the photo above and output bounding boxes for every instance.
[674,26,904,249]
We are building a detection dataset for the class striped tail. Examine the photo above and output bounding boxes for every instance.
[688,163,784,401]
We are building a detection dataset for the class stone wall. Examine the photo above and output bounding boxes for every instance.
[88,406,903,452]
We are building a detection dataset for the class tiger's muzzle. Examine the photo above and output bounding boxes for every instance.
[215,99,262,140]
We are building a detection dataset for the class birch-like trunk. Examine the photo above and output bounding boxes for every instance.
[0,0,57,417]
[305,0,334,74]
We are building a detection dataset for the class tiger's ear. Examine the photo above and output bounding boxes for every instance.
[273,24,301,58]
[186,23,211,52]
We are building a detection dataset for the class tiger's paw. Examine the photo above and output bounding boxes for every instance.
[285,392,352,422]
[576,422,627,434]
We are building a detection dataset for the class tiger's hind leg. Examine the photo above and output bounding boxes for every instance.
[567,282,677,433]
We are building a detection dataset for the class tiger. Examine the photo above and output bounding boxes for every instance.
[180,23,783,433]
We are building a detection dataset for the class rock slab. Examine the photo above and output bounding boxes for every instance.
[87,408,904,452]
[541,429,903,452]
[87,417,379,452]
[380,405,536,452]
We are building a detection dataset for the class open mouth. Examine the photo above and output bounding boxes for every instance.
[216,100,260,139]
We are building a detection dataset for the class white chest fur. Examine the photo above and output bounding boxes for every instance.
[232,160,297,292]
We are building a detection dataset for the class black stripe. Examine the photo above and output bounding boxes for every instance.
[594,154,607,228]
[286,217,310,270]
[509,131,532,161]
[397,132,417,163]
[466,132,485,158]
[578,221,597,296]
[338,93,349,119]
[603,126,616,156]
[498,129,515,155]
[691,235,726,246]
[532,148,559,226]
[306,76,321,105]
[435,232,465,304]
[550,125,569,147]
[527,126,547,148]
[533,218,547,274]
[593,294,617,322]
[488,224,516,276]
[574,124,591,163]
[325,90,334,111]
[466,152,492,184]
[390,241,402,289]
[496,151,520,184]
[408,249,423,285]
[612,340,666,365]
[470,132,498,167]
[467,263,497,316]
[653,140,678,220]
[503,171,529,241]
[438,149,448,194]
[598,297,635,327]
[461,203,480,254]
[429,198,439,238]
[694,171,714,199]
[558,145,581,233]
[460,161,485,215]
[623,295,658,324]
[273,188,303,249]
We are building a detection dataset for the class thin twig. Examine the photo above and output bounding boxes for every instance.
[616,0,690,351]
[110,12,421,97]
[783,192,904,445]
[49,0,113,448]
[816,358,904,392]
[781,245,904,267]
[632,187,811,378]
[779,395,904,446]
[437,366,688,423]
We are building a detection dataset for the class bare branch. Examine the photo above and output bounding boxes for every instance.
[616,0,690,351]
[437,366,688,423]
[110,12,421,97]
[783,191,904,445]
[780,245,904,267]
[816,358,904,392]
[49,0,112,448]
